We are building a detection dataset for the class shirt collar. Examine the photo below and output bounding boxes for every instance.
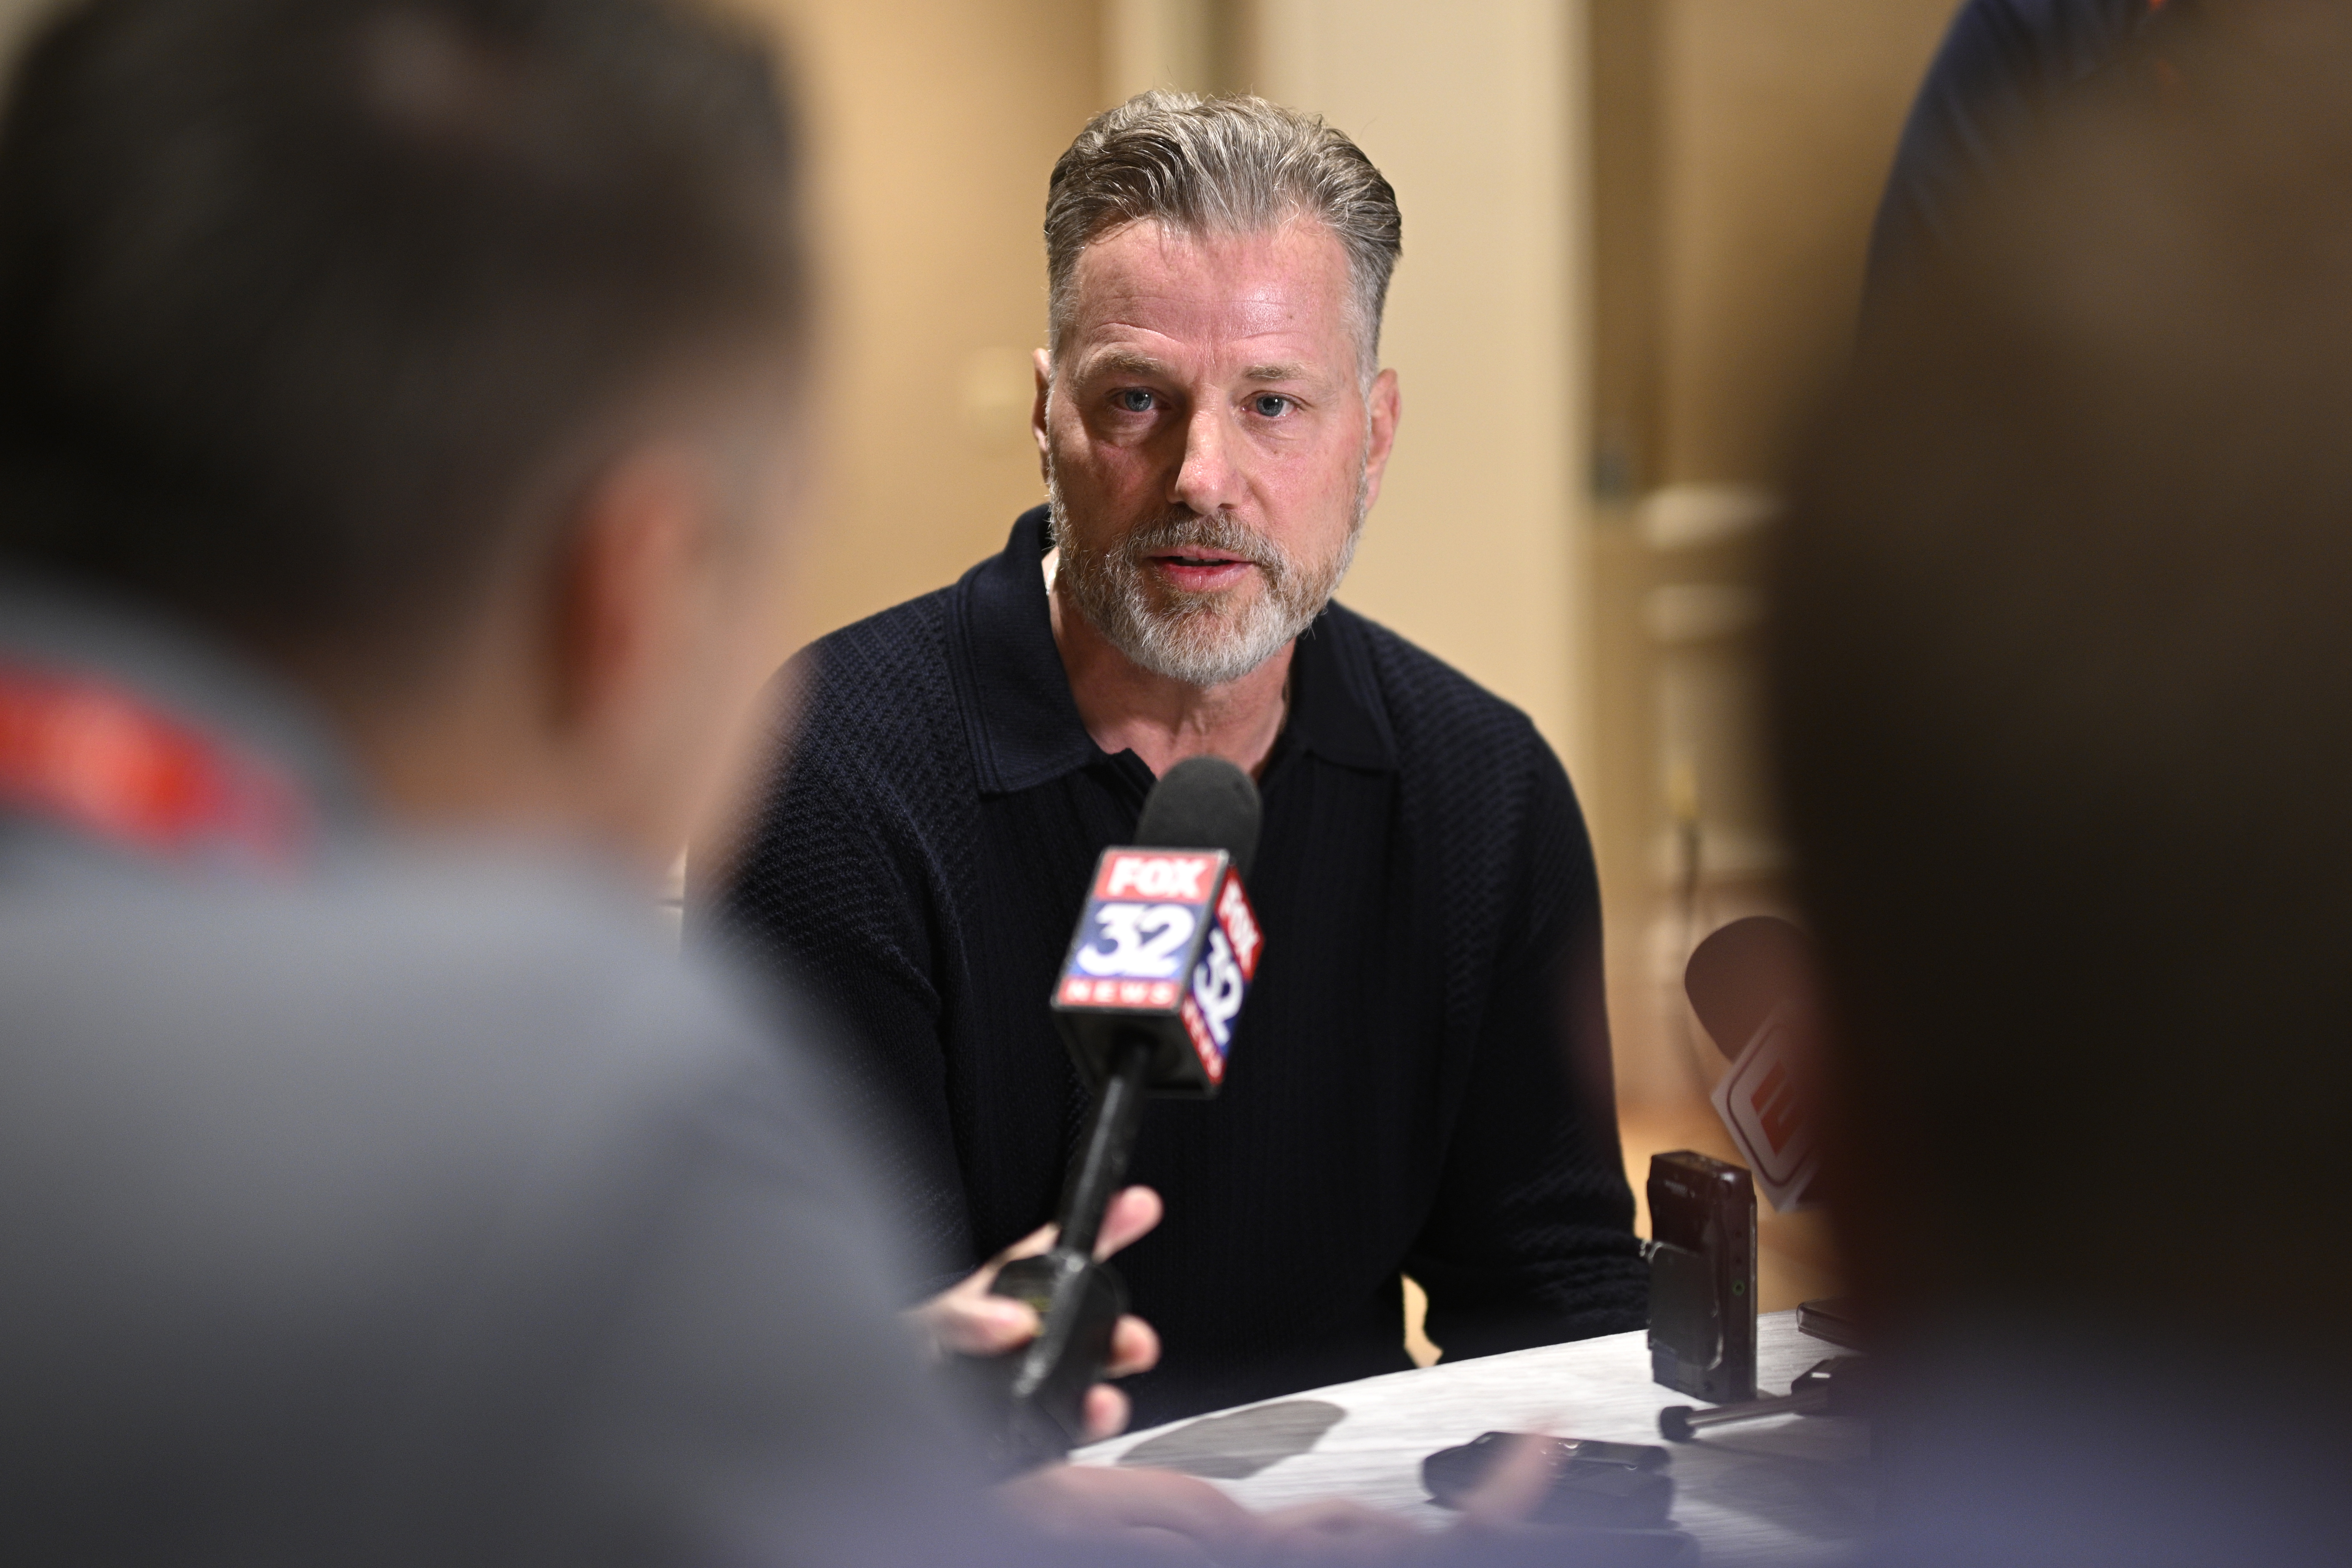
[0,572,370,839]
[953,505,1397,797]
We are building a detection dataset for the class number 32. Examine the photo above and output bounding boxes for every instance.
[1076,902,1196,979]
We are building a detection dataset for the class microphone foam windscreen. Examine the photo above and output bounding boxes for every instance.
[1684,915,1814,1061]
[1134,756,1263,880]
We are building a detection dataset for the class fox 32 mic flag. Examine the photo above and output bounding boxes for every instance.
[1053,847,1261,1095]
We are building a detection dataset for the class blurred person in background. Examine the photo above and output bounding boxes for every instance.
[700,91,1646,1431]
[0,0,1286,1560]
[1866,0,2204,315]
[1778,4,2352,1561]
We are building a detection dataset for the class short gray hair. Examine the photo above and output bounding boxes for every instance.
[1044,91,1402,380]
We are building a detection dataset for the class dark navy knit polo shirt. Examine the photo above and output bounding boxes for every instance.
[698,507,1646,1427]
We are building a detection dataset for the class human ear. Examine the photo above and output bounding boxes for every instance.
[1032,347,1054,484]
[1360,368,1401,512]
[548,442,710,744]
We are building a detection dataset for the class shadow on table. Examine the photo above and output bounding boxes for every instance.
[1116,1399,1347,1479]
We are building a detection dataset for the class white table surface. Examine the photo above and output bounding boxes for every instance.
[1072,1312,1872,1564]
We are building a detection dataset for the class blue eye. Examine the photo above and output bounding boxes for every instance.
[1253,394,1293,418]
[1114,388,1156,413]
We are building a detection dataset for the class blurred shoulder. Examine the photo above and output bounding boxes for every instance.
[0,849,966,1561]
[1937,0,2153,85]
[0,849,858,1187]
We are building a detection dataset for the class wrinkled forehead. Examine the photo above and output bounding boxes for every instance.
[1058,216,1362,373]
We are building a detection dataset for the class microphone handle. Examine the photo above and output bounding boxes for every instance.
[1055,1029,1154,1256]
[981,1031,1154,1469]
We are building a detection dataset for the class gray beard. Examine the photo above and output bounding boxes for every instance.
[1047,473,1365,689]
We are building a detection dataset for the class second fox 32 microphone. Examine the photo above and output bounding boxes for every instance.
[979,755,1265,1470]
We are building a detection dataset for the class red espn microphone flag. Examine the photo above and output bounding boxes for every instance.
[1686,915,1824,1212]
[1052,844,1262,1094]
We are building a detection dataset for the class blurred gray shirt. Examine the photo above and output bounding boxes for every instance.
[0,581,997,1567]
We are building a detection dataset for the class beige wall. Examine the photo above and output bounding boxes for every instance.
[741,0,1104,656]
[1656,0,1961,483]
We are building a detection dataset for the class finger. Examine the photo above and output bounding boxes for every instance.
[1105,1312,1160,1377]
[992,1221,1058,1268]
[1082,1382,1131,1442]
[1063,1466,1266,1553]
[1111,1528,1214,1566]
[1092,1185,1163,1260]
[931,1294,1039,1357]
[996,1463,1257,1552]
[1262,1499,1424,1558]
[1114,1469,1266,1556]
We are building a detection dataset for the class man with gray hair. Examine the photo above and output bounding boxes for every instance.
[704,92,1646,1428]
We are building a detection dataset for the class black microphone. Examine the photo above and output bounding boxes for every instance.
[979,756,1265,1470]
[1684,915,1813,1066]
[1684,915,1825,1212]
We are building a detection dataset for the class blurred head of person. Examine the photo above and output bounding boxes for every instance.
[0,0,809,874]
[1032,92,1402,689]
[1774,0,2352,1377]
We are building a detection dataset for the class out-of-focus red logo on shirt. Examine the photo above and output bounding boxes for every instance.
[0,667,311,868]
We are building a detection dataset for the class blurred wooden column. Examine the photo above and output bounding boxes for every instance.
[1591,0,1957,1121]
[1592,0,1959,1313]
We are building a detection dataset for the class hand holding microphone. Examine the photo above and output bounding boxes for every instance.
[909,1185,1162,1440]
[971,755,1266,1471]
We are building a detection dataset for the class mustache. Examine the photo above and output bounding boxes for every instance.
[1116,509,1288,579]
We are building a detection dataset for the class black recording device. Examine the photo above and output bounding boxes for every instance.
[976,757,1265,1471]
[1646,1150,1757,1403]
[1423,1432,1676,1530]
[1797,1295,1864,1351]
[1658,1355,1870,1442]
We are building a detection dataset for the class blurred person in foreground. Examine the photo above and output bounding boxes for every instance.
[700,91,1646,1432]
[0,0,1305,1561]
[1776,4,2352,1561]
[1864,0,2199,311]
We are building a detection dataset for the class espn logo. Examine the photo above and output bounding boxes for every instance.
[1707,1004,1821,1211]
